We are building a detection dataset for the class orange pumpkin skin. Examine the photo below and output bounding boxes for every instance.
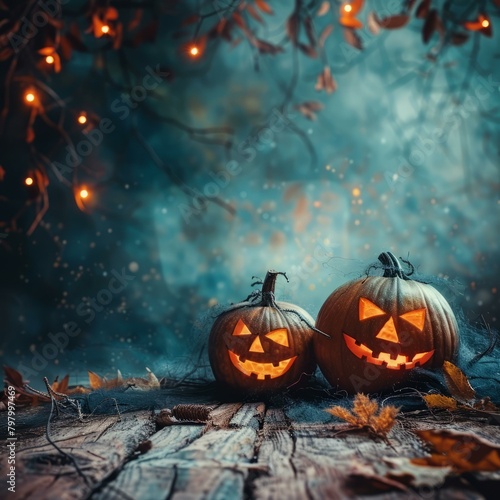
[209,271,317,395]
[314,252,459,394]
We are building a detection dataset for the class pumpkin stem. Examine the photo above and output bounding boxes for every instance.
[261,270,288,306]
[378,252,410,280]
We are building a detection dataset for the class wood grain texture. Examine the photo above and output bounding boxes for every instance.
[0,411,154,500]
[3,402,500,500]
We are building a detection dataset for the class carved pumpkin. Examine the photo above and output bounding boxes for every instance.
[209,271,317,394]
[314,252,459,393]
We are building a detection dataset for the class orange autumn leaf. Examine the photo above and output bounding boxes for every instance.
[88,370,104,389]
[413,430,500,472]
[339,16,363,29]
[326,393,399,437]
[255,0,273,15]
[423,394,457,410]
[442,360,476,403]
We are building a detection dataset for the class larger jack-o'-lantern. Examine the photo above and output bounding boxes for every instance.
[314,252,459,393]
[209,271,320,395]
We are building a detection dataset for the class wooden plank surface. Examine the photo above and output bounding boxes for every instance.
[3,401,500,499]
[1,411,154,500]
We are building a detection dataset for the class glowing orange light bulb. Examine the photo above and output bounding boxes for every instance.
[101,25,110,34]
[45,55,54,64]
[481,19,489,28]
[25,177,34,186]
[25,92,36,103]
[344,4,352,13]
[80,189,89,199]
[190,46,199,56]
[77,113,87,125]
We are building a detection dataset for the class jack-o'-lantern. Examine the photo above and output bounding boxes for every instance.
[209,270,319,394]
[314,252,459,393]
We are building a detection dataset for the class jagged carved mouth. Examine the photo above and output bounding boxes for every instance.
[228,350,297,380]
[343,334,434,370]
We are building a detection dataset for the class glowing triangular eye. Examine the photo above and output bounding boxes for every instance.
[233,319,252,336]
[265,329,289,347]
[400,308,426,331]
[249,336,265,353]
[359,297,386,321]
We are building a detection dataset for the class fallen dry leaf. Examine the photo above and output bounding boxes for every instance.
[378,457,451,488]
[423,394,458,410]
[442,360,476,403]
[413,429,500,472]
[326,393,399,438]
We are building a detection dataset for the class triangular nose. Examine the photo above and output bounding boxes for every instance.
[375,317,399,343]
[249,336,265,353]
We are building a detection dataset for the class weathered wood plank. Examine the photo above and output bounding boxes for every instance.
[0,411,154,500]
[209,403,243,428]
[172,467,245,500]
[229,402,265,430]
[256,408,294,478]
[94,403,263,500]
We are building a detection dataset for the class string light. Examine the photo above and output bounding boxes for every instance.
[101,25,110,34]
[189,46,200,57]
[77,113,87,125]
[45,55,55,64]
[481,19,490,28]
[344,4,353,13]
[79,188,89,199]
[352,187,361,197]
[25,177,34,186]
[25,91,36,103]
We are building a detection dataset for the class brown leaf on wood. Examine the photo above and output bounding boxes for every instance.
[88,370,104,389]
[3,365,25,387]
[344,28,363,50]
[423,394,457,410]
[52,374,70,394]
[422,9,438,43]
[315,66,337,93]
[413,429,500,472]
[374,14,410,30]
[317,1,330,17]
[380,457,451,488]
[318,24,333,47]
[326,393,399,437]
[416,0,431,19]
[255,0,273,15]
[442,360,476,403]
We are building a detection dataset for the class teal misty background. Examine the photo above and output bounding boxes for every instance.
[0,0,498,385]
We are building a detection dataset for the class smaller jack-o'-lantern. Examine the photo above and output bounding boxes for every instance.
[314,252,459,393]
[209,271,319,394]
